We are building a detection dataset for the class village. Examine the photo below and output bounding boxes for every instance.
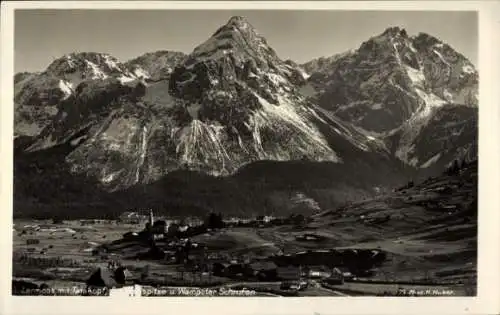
[13,198,474,297]
[12,208,394,297]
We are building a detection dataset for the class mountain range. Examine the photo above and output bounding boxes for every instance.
[13,16,478,219]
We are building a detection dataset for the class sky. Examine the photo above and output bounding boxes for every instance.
[15,10,478,73]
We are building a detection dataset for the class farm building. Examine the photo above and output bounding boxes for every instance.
[305,265,331,279]
[334,267,355,280]
[280,279,308,291]
[323,269,345,285]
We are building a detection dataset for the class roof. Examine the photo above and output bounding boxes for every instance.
[86,268,117,288]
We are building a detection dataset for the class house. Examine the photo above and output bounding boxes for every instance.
[305,265,331,279]
[323,268,345,285]
[280,280,307,291]
[263,215,275,223]
[334,267,355,280]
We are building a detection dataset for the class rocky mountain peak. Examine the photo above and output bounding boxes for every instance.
[125,50,187,81]
[188,14,277,65]
[301,26,478,171]
[412,32,442,47]
[169,16,305,104]
[13,17,477,213]
[225,15,252,28]
[381,26,408,38]
[46,52,120,77]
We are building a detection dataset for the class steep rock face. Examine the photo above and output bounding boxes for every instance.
[301,50,354,81]
[389,104,478,172]
[14,52,148,138]
[15,19,477,218]
[20,16,396,194]
[125,50,187,81]
[164,16,337,174]
[16,52,144,106]
[303,27,478,171]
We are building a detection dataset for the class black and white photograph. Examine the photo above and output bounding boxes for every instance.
[1,1,499,312]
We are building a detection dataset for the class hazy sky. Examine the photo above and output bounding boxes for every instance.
[15,10,477,73]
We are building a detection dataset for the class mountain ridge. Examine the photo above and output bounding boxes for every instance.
[13,20,477,218]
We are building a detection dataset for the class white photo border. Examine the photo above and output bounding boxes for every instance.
[1,1,499,315]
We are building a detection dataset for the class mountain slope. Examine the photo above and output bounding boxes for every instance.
[125,50,187,81]
[21,16,400,191]
[14,52,149,138]
[13,17,417,218]
[310,160,477,283]
[302,27,478,172]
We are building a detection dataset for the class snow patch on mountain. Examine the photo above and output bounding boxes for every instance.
[175,119,230,175]
[118,75,136,84]
[404,65,425,86]
[252,92,339,161]
[135,125,149,184]
[103,54,122,72]
[414,88,447,117]
[462,64,475,74]
[84,60,108,79]
[432,49,450,66]
[420,152,442,168]
[58,80,74,99]
[133,67,150,79]
[65,55,76,68]
[297,67,310,80]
